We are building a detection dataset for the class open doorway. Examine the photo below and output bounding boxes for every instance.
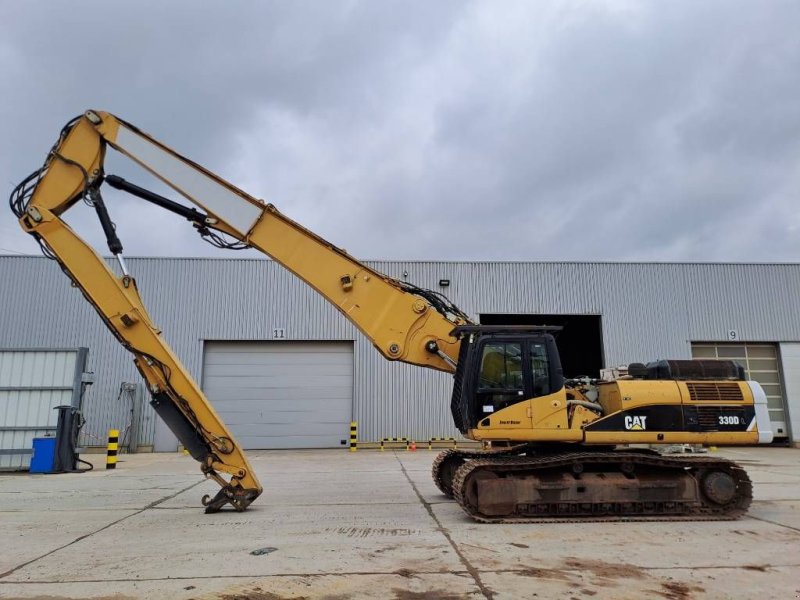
[479,314,604,379]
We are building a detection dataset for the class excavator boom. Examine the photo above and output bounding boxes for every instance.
[11,110,470,512]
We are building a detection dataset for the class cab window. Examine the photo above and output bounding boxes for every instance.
[530,342,551,397]
[479,343,523,389]
[477,342,524,412]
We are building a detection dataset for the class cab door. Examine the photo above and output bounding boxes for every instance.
[529,339,570,432]
[474,339,533,429]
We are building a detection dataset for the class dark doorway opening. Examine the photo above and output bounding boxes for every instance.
[479,314,604,379]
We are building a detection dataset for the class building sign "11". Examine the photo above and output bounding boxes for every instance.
[273,328,286,340]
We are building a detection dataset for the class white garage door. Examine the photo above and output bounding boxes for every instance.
[202,341,353,449]
[691,343,788,439]
[0,349,90,470]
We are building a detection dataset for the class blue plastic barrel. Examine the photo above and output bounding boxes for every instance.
[30,437,57,474]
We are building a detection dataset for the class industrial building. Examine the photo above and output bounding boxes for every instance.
[1,255,798,463]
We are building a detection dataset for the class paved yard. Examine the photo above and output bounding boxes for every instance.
[0,446,798,599]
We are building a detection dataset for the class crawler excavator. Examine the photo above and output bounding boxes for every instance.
[10,111,773,520]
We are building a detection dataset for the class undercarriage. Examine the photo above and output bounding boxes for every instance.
[432,446,752,523]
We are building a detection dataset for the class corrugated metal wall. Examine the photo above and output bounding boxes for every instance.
[2,256,800,445]
[0,349,77,469]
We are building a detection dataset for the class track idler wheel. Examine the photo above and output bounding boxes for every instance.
[462,469,507,516]
[432,450,467,497]
[701,470,737,505]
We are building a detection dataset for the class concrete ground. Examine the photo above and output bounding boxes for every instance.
[0,447,798,600]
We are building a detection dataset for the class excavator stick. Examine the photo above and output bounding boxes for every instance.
[10,112,263,512]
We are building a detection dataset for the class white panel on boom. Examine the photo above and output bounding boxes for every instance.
[114,126,263,236]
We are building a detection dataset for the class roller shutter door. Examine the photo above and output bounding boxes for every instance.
[0,348,86,470]
[691,343,788,439]
[202,341,353,449]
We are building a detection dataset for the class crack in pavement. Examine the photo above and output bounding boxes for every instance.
[3,563,800,586]
[149,500,423,509]
[746,514,800,533]
[0,480,204,580]
[394,453,494,600]
[750,468,800,479]
[0,570,473,584]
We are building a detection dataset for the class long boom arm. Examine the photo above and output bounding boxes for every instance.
[11,110,470,512]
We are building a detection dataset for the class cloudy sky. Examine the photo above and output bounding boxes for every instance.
[1,1,799,262]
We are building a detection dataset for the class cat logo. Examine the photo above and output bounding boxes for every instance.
[624,415,647,431]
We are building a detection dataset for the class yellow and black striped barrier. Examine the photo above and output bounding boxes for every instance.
[380,437,408,451]
[349,421,358,452]
[428,437,457,450]
[346,437,482,451]
[106,429,119,469]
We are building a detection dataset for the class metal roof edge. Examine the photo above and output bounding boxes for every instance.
[2,254,800,267]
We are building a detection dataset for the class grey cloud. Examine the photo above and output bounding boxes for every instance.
[2,0,799,265]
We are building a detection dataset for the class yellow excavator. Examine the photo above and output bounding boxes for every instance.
[11,111,773,520]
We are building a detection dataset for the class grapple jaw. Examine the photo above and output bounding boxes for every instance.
[202,485,261,513]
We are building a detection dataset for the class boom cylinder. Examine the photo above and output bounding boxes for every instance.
[89,189,123,255]
[105,175,208,225]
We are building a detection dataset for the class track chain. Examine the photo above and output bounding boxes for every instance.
[451,451,752,524]
[431,445,530,497]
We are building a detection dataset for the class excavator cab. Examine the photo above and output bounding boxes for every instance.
[450,325,564,434]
